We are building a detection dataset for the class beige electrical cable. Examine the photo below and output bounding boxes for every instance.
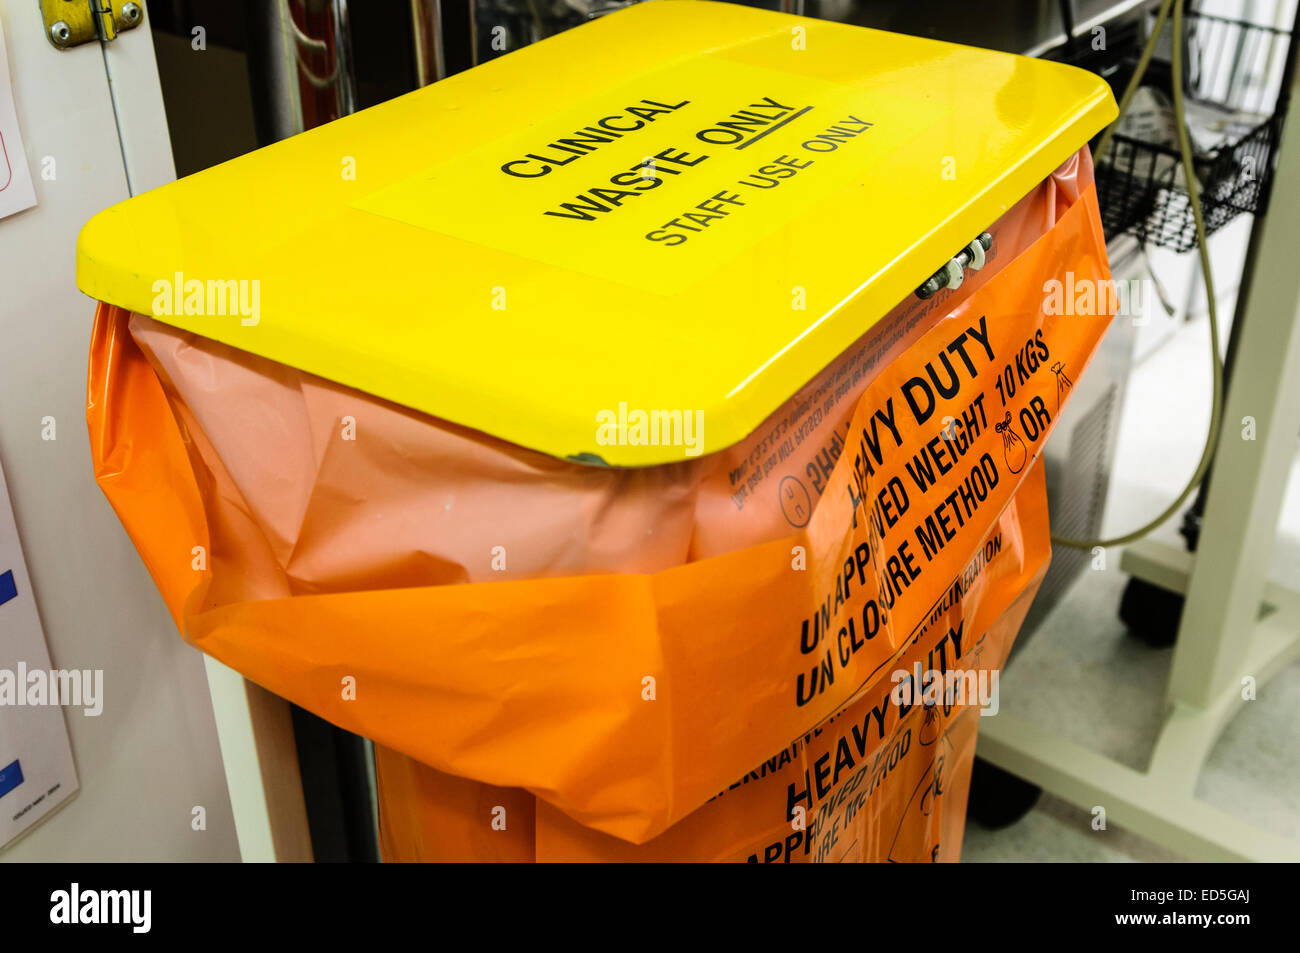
[1096,0,1176,162]
[1053,0,1225,550]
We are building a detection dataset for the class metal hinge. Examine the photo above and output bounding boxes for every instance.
[915,232,994,300]
[41,0,143,50]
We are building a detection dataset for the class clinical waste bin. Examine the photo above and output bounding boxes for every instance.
[77,0,1118,861]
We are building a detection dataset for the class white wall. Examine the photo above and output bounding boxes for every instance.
[0,0,238,861]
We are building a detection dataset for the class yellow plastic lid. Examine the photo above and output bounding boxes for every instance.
[77,0,1115,466]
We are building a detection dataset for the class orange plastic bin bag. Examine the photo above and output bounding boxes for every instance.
[77,1,1119,861]
[85,171,1112,860]
[381,463,1051,862]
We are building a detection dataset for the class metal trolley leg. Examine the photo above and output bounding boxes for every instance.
[977,60,1300,863]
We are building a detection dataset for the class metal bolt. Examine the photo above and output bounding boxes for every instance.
[915,232,994,300]
[50,21,72,46]
[121,2,142,25]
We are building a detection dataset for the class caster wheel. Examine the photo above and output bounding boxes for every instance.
[966,757,1042,830]
[1118,576,1184,647]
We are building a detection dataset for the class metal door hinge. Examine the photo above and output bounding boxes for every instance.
[42,0,143,50]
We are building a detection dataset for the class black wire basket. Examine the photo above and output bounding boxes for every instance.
[1094,9,1292,253]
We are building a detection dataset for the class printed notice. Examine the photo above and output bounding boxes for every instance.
[354,56,950,293]
[0,19,37,221]
[0,456,78,849]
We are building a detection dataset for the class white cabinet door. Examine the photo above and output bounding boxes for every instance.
[0,0,240,861]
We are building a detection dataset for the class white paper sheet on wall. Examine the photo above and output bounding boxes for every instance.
[0,455,79,850]
[0,16,37,220]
